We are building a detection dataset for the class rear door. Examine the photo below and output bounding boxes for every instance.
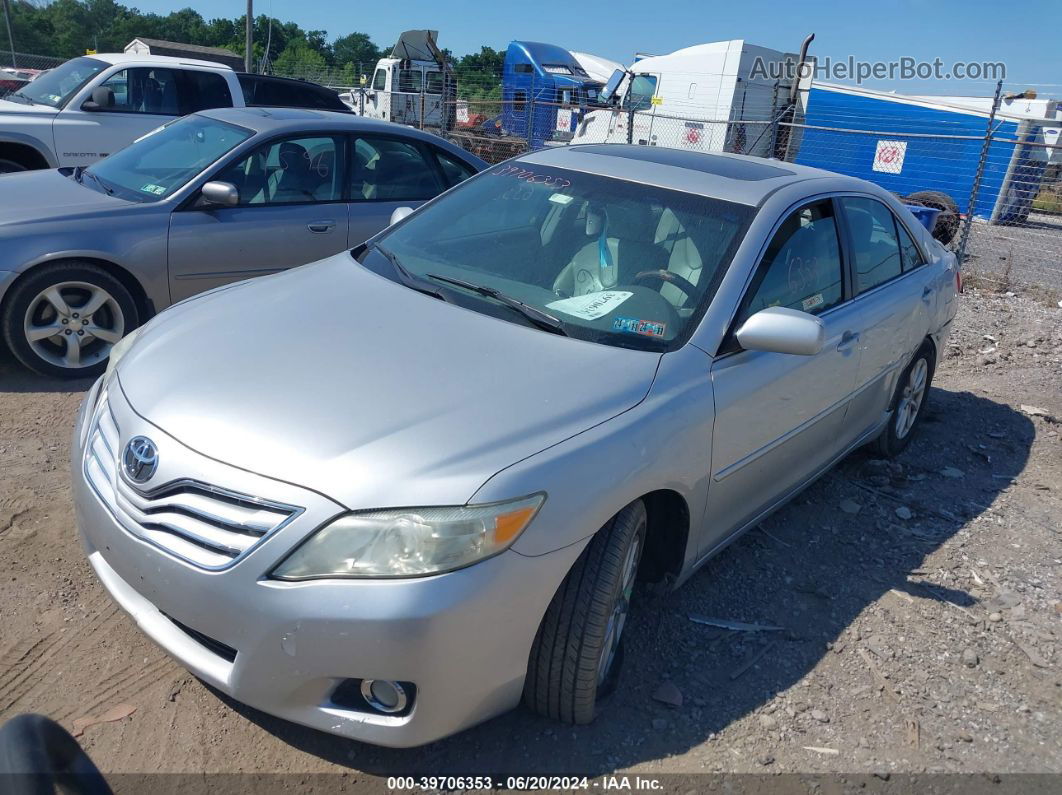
[703,198,863,554]
[167,133,348,303]
[837,196,937,440]
[347,133,452,246]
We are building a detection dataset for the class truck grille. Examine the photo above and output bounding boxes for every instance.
[83,392,301,569]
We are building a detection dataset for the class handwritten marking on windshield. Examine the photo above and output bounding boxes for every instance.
[492,165,571,189]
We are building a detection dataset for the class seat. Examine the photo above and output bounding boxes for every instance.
[654,208,705,311]
[553,203,667,297]
[269,142,316,203]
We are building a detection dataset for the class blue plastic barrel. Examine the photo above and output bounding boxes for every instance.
[905,204,942,234]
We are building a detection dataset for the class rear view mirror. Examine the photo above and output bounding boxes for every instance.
[82,86,114,111]
[389,206,414,226]
[735,306,825,356]
[200,181,239,207]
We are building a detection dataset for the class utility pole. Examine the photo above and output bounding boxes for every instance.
[2,0,16,69]
[244,0,253,73]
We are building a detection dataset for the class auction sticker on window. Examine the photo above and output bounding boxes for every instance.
[547,291,632,320]
[612,316,666,337]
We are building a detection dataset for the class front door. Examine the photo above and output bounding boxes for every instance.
[53,66,182,167]
[702,198,862,555]
[167,134,348,303]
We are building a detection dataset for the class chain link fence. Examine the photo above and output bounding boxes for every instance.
[0,52,65,97]
[4,49,1061,296]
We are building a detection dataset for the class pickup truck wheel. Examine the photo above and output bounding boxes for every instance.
[2,262,138,379]
[524,499,645,724]
[875,344,935,458]
[0,158,28,174]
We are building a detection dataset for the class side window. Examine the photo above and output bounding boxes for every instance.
[398,69,422,93]
[99,67,180,115]
[736,200,844,326]
[372,69,387,91]
[213,135,345,205]
[434,149,476,186]
[181,70,233,113]
[841,197,903,293]
[425,71,443,95]
[351,136,444,201]
[627,74,658,111]
[896,219,925,272]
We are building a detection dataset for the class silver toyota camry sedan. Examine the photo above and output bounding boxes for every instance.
[71,145,959,747]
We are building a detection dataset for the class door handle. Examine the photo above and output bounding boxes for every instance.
[922,285,934,303]
[307,220,336,233]
[837,330,860,351]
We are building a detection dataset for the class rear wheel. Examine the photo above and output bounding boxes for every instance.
[523,500,646,724]
[906,190,960,246]
[2,262,138,379]
[875,343,935,458]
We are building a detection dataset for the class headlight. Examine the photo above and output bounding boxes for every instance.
[103,326,142,381]
[272,494,545,580]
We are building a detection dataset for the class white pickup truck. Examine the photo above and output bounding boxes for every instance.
[0,52,347,173]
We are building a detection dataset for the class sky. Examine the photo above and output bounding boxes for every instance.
[129,0,1062,95]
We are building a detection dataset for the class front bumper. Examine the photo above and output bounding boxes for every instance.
[71,379,586,747]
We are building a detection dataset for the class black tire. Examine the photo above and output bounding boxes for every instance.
[0,158,28,175]
[523,499,646,724]
[906,190,960,246]
[875,343,935,458]
[2,261,139,379]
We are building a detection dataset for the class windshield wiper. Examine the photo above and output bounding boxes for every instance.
[72,165,85,183]
[8,90,34,105]
[81,169,114,195]
[426,273,568,336]
[371,244,450,303]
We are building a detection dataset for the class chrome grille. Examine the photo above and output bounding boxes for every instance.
[84,392,300,569]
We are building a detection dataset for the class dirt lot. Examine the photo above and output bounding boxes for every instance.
[1,287,1059,786]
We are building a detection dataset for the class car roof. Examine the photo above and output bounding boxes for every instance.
[194,106,487,159]
[518,145,862,206]
[87,52,232,70]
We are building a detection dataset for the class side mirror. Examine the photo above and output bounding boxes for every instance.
[734,306,825,356]
[82,85,114,111]
[199,181,239,207]
[600,69,626,105]
[389,206,414,226]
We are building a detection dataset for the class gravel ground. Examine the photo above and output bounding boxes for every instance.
[0,287,1059,784]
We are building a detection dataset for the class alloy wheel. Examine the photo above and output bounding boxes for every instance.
[23,281,125,370]
[895,357,928,440]
[597,534,641,685]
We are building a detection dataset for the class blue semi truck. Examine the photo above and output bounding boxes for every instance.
[494,41,607,148]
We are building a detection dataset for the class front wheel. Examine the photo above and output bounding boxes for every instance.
[2,262,139,379]
[523,500,646,724]
[875,344,935,457]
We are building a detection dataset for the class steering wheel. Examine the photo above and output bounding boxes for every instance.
[632,270,699,308]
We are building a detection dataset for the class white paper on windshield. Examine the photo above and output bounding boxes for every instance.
[547,291,633,321]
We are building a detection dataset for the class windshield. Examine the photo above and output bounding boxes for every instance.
[368,163,751,351]
[9,57,107,108]
[83,115,254,202]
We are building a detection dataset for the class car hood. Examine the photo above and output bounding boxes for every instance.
[0,98,58,116]
[117,254,662,509]
[0,169,130,228]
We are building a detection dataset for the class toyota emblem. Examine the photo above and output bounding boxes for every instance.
[122,436,158,483]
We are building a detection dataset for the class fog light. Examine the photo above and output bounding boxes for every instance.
[360,679,408,714]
